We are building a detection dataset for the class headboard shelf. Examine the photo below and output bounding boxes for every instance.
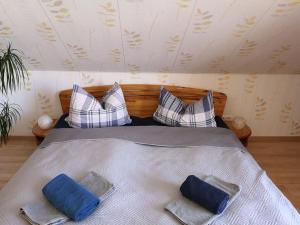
[59,84,227,117]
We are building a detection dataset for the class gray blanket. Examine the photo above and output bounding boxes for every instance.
[40,126,244,149]
[0,126,299,225]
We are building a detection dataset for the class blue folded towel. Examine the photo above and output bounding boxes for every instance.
[180,175,230,214]
[42,174,100,222]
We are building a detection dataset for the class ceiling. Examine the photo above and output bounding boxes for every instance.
[0,0,300,74]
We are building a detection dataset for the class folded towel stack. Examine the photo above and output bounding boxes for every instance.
[180,175,230,214]
[20,172,115,225]
[165,175,241,225]
[42,174,100,222]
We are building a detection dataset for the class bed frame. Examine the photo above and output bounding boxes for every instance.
[59,84,227,117]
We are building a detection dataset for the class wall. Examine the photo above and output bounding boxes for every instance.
[1,1,299,136]
[4,72,300,136]
[0,0,300,74]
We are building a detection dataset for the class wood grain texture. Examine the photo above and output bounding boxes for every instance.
[59,84,227,117]
[247,139,300,211]
[0,137,299,211]
[32,120,57,138]
[0,137,36,189]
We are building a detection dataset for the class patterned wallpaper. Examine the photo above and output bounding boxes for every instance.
[0,0,299,74]
[3,72,300,136]
[1,1,300,136]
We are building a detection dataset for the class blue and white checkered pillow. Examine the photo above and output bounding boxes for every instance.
[68,82,132,128]
[153,87,216,127]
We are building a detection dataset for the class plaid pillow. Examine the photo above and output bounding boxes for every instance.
[153,87,216,127]
[68,82,131,128]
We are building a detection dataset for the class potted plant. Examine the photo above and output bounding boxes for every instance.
[0,43,28,144]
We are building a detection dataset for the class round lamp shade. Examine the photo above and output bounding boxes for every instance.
[37,114,53,130]
[232,116,246,130]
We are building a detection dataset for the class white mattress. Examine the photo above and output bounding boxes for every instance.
[0,137,299,224]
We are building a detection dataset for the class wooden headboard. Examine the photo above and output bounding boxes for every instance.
[59,84,227,117]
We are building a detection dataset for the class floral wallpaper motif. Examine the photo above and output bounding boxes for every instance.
[280,102,293,124]
[26,57,42,68]
[24,72,33,91]
[210,56,226,72]
[179,52,193,66]
[269,60,287,73]
[63,59,75,70]
[37,92,53,116]
[238,40,257,57]
[0,0,298,73]
[67,44,88,59]
[272,0,300,17]
[177,0,192,9]
[192,8,213,33]
[99,1,117,28]
[111,49,122,63]
[158,74,168,84]
[40,0,71,23]
[128,64,140,78]
[217,74,231,91]
[244,74,257,94]
[124,29,143,48]
[270,45,291,62]
[80,73,94,85]
[166,35,181,52]
[290,120,300,135]
[37,22,56,42]
[255,97,267,120]
[233,16,256,38]
[0,21,13,37]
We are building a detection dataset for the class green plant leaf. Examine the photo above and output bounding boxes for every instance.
[0,43,28,95]
[0,101,21,145]
[0,43,26,144]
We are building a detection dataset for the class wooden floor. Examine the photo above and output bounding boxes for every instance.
[0,137,36,188]
[0,136,299,211]
[247,138,300,211]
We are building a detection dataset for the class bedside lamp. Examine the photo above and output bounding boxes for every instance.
[232,116,246,130]
[37,114,53,130]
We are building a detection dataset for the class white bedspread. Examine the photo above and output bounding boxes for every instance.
[0,138,299,224]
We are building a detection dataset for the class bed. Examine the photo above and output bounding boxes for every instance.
[0,84,299,225]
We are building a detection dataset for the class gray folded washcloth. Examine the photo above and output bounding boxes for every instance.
[20,171,115,225]
[20,202,67,225]
[165,175,240,225]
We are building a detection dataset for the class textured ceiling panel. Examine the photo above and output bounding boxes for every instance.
[0,0,299,74]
